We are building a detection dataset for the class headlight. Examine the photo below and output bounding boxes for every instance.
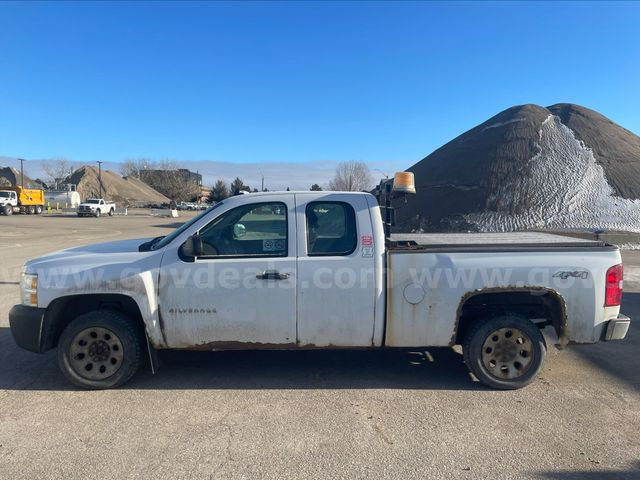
[21,273,38,307]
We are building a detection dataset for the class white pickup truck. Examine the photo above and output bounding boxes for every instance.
[9,191,631,389]
[77,198,116,217]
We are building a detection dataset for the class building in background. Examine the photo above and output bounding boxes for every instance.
[139,168,202,202]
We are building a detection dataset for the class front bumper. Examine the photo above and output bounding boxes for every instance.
[603,314,631,341]
[9,304,46,353]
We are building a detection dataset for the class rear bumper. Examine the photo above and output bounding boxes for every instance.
[9,304,46,353]
[602,314,631,341]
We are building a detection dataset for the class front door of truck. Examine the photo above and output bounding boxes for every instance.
[158,196,297,348]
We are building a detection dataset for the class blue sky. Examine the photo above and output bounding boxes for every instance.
[1,1,639,188]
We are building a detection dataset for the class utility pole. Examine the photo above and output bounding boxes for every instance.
[18,158,25,187]
[259,168,264,192]
[96,161,104,198]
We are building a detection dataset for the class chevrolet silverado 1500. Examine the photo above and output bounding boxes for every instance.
[9,191,630,389]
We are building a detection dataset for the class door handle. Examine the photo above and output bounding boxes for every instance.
[256,270,290,280]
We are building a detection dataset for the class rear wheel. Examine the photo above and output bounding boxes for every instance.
[463,314,546,390]
[35,205,43,214]
[57,310,144,389]
[27,205,35,215]
[109,208,114,216]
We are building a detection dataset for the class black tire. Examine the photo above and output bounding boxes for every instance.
[109,208,114,216]
[27,205,35,215]
[94,209,101,217]
[463,314,546,390]
[77,213,83,217]
[35,205,43,214]
[3,205,12,216]
[57,310,144,389]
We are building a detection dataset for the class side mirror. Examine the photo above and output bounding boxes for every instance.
[233,223,246,238]
[179,234,204,261]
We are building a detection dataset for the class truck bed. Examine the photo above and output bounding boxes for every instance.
[389,232,613,252]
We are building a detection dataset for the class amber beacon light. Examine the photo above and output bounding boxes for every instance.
[392,171,416,194]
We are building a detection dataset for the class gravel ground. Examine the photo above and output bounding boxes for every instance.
[0,213,638,479]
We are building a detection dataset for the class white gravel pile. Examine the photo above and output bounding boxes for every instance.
[467,115,640,233]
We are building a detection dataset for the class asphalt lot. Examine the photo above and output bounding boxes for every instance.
[0,213,638,480]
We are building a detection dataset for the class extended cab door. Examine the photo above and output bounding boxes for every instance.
[295,193,378,347]
[158,195,297,348]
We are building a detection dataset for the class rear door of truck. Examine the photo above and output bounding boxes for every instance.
[295,193,378,347]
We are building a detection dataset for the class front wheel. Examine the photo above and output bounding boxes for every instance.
[57,310,144,389]
[94,209,101,217]
[463,314,546,390]
[2,205,12,215]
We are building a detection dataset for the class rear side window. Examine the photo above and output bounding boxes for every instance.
[306,202,357,256]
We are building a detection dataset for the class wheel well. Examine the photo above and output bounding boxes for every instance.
[41,294,145,351]
[454,289,567,345]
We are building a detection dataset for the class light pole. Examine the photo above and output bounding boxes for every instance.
[259,168,265,192]
[96,161,104,198]
[17,158,26,187]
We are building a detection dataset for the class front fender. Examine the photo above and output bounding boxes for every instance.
[33,251,165,347]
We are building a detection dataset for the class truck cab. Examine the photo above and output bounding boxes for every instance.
[0,190,18,213]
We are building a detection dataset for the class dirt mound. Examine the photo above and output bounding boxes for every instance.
[395,103,640,233]
[0,166,36,187]
[65,165,169,206]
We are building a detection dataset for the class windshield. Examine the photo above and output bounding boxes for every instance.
[0,191,11,198]
[151,202,224,250]
[86,199,101,204]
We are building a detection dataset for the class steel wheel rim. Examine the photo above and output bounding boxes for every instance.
[69,327,124,380]
[481,327,534,380]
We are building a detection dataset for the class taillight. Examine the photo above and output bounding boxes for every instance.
[605,264,623,307]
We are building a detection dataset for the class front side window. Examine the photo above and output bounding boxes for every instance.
[306,202,357,256]
[199,202,288,257]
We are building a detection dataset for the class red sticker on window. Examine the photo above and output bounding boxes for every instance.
[361,235,373,246]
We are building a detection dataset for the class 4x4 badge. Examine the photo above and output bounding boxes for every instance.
[553,271,589,280]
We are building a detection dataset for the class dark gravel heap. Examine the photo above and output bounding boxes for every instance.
[394,103,640,232]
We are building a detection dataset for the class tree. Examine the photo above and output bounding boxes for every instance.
[42,158,75,187]
[310,184,322,191]
[230,177,249,196]
[328,160,373,192]
[209,179,229,202]
[120,158,152,178]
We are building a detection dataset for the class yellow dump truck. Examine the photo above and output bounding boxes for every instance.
[0,186,45,215]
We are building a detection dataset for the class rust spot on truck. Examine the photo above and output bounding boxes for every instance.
[181,341,372,351]
[184,340,298,351]
[451,286,569,347]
